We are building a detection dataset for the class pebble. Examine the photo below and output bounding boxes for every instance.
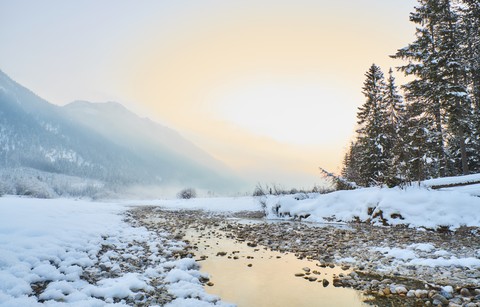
[461,288,472,297]
[395,286,408,295]
[431,294,449,305]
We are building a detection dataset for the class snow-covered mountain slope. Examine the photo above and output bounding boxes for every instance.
[0,70,242,196]
[62,100,239,189]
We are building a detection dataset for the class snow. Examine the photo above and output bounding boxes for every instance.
[263,185,480,229]
[408,256,480,268]
[409,243,435,252]
[372,247,417,260]
[2,177,480,305]
[422,173,480,187]
[0,196,229,306]
[124,196,260,213]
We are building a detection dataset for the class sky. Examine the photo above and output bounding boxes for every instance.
[0,0,417,189]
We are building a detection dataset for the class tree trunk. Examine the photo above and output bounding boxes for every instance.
[433,100,447,177]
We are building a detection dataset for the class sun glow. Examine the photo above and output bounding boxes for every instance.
[211,77,357,146]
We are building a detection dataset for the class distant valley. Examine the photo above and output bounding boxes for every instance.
[0,70,243,198]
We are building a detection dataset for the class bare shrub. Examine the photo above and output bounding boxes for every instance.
[177,188,197,199]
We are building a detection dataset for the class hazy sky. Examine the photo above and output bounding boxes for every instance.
[0,0,417,188]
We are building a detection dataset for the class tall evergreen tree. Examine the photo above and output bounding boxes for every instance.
[343,64,389,186]
[392,0,472,178]
[437,0,471,175]
[383,68,406,185]
[458,0,480,172]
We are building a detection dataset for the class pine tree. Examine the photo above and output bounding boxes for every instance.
[351,64,389,186]
[341,141,364,187]
[437,0,471,175]
[458,0,480,172]
[383,68,406,186]
[392,0,461,178]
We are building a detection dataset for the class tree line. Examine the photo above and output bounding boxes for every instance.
[341,0,480,187]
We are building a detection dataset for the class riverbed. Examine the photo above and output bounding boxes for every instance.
[132,207,480,307]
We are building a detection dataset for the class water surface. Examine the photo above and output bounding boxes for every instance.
[186,227,370,307]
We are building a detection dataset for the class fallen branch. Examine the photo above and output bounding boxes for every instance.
[319,167,359,190]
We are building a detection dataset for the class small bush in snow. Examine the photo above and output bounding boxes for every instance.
[177,188,197,199]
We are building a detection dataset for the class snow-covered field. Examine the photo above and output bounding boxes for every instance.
[0,196,234,306]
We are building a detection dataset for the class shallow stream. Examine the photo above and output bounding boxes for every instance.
[185,226,371,307]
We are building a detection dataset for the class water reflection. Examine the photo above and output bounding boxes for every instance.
[186,227,370,307]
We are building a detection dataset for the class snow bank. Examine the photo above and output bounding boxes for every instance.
[422,173,480,187]
[126,196,260,213]
[263,187,480,229]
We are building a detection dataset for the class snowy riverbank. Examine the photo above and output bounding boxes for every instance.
[0,197,232,306]
[1,179,479,305]
[262,185,480,230]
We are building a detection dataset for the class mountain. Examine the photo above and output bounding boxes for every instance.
[0,70,242,197]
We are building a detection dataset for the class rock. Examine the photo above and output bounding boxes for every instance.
[441,285,454,298]
[322,279,329,287]
[216,251,227,256]
[295,273,305,277]
[395,286,408,295]
[371,280,380,287]
[308,276,317,282]
[99,264,109,272]
[383,287,391,295]
[333,278,343,287]
[407,290,415,298]
[415,289,428,298]
[431,294,449,305]
[450,297,462,305]
[460,288,471,297]
[448,303,462,307]
[302,267,310,273]
[247,263,253,267]
[206,282,214,287]
[328,264,335,269]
